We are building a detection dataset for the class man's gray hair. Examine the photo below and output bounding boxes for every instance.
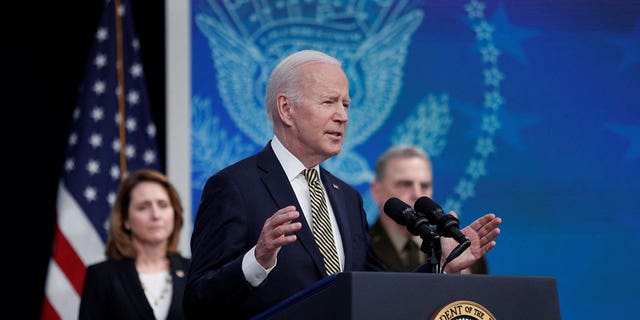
[264,50,343,123]
[374,145,432,181]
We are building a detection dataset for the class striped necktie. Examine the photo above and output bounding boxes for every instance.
[303,168,340,275]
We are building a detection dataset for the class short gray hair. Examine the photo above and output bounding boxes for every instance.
[374,145,432,181]
[264,50,343,123]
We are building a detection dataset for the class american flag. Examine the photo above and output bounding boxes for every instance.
[41,0,160,319]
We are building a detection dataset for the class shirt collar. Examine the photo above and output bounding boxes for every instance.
[271,135,318,181]
[380,217,423,252]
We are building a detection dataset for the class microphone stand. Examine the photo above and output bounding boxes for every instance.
[419,229,442,273]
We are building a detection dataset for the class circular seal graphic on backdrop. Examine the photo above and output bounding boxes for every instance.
[431,300,496,320]
[192,0,506,221]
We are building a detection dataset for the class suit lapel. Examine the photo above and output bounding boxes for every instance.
[119,259,155,320]
[167,255,188,319]
[257,144,326,275]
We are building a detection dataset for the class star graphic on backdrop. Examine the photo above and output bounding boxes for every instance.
[489,3,541,64]
[602,18,640,72]
[606,123,640,161]
[454,99,539,152]
[494,108,540,152]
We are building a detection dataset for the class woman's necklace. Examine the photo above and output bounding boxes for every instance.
[140,272,172,306]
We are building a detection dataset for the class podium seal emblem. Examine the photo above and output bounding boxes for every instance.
[431,300,496,320]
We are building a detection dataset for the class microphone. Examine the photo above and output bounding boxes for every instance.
[383,197,438,241]
[414,196,471,271]
[414,196,469,244]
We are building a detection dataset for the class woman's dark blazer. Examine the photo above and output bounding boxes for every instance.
[79,253,190,320]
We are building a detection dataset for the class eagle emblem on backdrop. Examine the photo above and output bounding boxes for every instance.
[192,0,503,220]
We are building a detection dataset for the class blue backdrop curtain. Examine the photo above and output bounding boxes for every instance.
[189,1,640,318]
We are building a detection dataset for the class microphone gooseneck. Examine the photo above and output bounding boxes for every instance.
[383,197,443,273]
[414,196,469,244]
[414,196,472,271]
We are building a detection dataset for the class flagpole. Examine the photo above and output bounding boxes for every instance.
[114,0,127,179]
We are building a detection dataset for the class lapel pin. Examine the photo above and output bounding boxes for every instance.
[176,270,185,278]
[332,184,339,190]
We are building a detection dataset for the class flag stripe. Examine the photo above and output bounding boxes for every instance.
[44,261,81,320]
[56,182,105,265]
[51,225,86,294]
[40,296,61,320]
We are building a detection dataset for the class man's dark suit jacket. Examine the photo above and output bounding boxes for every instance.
[184,142,385,319]
[79,254,190,320]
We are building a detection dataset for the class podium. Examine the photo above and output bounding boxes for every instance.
[252,271,561,320]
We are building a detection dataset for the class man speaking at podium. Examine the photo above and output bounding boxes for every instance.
[184,50,502,319]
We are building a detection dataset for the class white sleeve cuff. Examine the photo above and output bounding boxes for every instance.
[242,246,276,287]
